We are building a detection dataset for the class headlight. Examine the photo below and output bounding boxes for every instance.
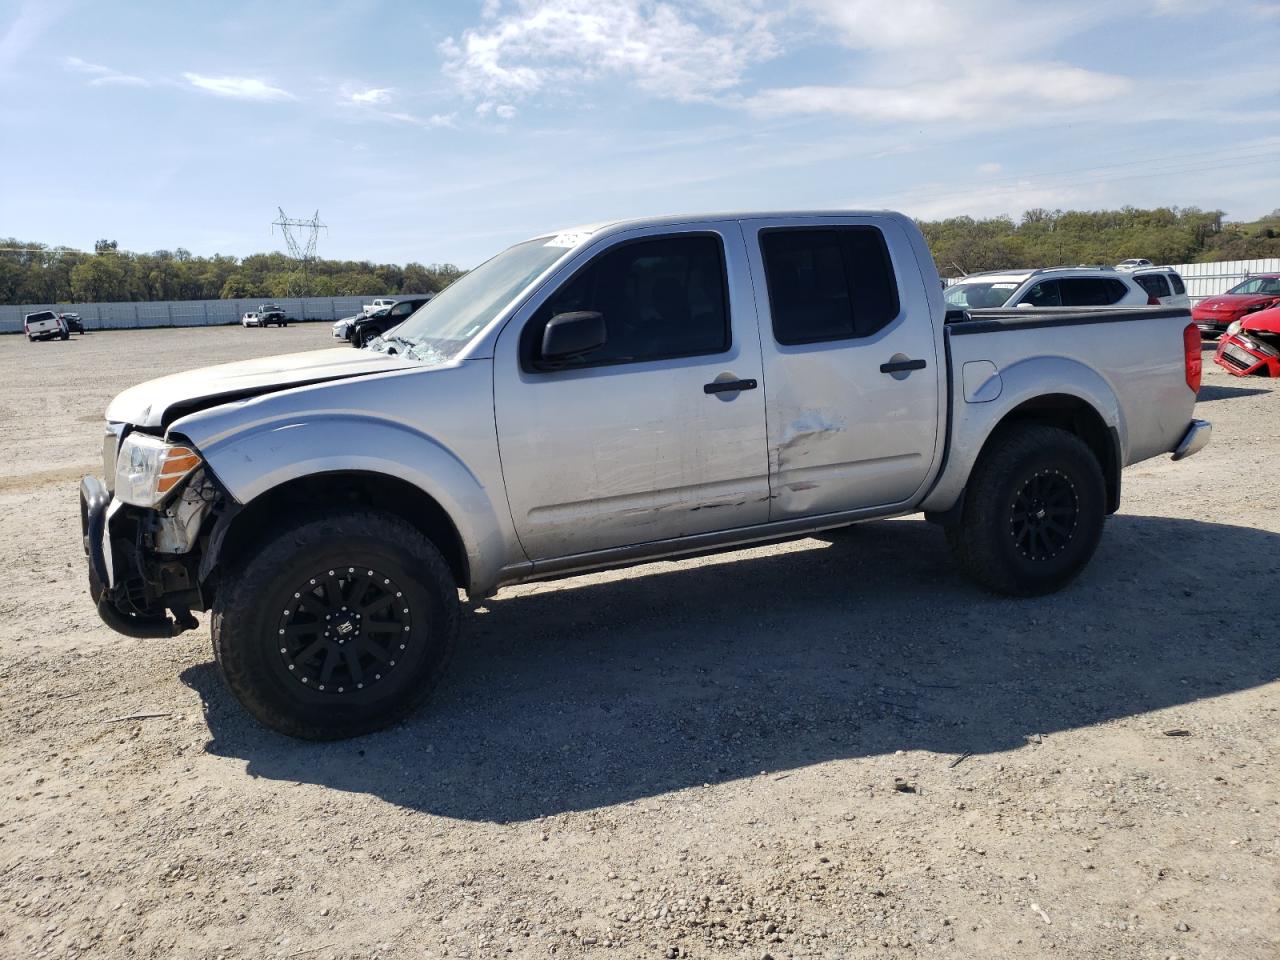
[114,433,203,507]
[1225,320,1243,336]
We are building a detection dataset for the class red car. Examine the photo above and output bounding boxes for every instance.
[1214,302,1280,377]
[1192,274,1280,336]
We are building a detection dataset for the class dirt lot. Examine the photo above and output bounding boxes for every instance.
[0,323,1276,960]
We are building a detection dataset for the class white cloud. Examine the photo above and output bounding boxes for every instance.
[476,100,518,119]
[349,87,393,104]
[746,62,1130,123]
[887,181,1106,222]
[0,0,64,74]
[441,0,779,105]
[63,55,148,87]
[383,110,456,129]
[183,73,295,102]
[977,162,1003,175]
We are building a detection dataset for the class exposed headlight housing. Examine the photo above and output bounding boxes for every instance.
[1225,320,1243,336]
[114,433,203,508]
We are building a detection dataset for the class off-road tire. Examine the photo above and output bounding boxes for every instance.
[946,424,1105,596]
[212,509,460,740]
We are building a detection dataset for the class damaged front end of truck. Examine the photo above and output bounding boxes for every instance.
[80,424,235,638]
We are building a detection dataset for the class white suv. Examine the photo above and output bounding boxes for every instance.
[1130,267,1190,308]
[944,267,1155,310]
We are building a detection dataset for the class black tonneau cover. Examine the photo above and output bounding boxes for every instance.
[946,305,1189,336]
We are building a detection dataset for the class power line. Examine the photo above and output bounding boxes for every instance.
[270,208,328,296]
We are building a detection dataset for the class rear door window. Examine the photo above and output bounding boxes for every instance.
[1134,274,1171,298]
[761,227,900,344]
[1169,273,1186,295]
[1058,277,1126,306]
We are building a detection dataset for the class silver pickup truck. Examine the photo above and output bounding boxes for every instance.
[79,211,1211,739]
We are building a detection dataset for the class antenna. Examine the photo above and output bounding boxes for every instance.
[271,208,328,296]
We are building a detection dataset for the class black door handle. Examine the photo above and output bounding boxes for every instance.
[704,378,758,394]
[879,358,927,374]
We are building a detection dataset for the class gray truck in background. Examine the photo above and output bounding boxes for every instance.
[79,211,1211,739]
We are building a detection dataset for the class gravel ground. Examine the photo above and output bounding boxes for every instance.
[0,323,1276,960]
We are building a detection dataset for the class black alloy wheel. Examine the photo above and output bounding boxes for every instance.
[1008,469,1079,562]
[273,567,414,695]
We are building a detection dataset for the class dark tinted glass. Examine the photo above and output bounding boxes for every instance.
[1021,280,1062,307]
[1135,274,1171,298]
[1169,273,1186,295]
[762,227,900,344]
[1059,277,1125,306]
[529,234,729,368]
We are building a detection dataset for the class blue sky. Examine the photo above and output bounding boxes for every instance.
[2,0,1278,267]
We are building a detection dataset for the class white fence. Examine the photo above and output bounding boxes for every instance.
[0,296,374,334]
[1164,258,1280,304]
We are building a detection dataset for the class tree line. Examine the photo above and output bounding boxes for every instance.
[4,206,1279,304]
[920,206,1280,278]
[0,238,466,305]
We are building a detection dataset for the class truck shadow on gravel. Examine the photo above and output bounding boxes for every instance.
[1196,384,1272,402]
[184,514,1279,823]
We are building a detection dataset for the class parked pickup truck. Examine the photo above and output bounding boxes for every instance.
[24,310,69,341]
[79,211,1211,740]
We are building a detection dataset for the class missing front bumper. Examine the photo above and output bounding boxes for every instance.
[79,476,197,638]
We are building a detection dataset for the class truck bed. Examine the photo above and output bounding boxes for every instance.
[920,304,1197,515]
[945,305,1190,334]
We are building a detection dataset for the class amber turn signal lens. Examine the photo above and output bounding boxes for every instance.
[155,446,202,494]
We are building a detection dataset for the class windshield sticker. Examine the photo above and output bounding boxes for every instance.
[544,231,593,249]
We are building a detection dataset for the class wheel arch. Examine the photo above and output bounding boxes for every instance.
[986,394,1121,513]
[924,387,1123,523]
[205,470,470,600]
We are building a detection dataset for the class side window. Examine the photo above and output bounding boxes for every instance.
[526,234,730,369]
[1106,279,1129,303]
[1021,280,1062,306]
[389,302,414,318]
[761,227,900,345]
[1169,273,1186,295]
[1135,274,1170,298]
[1059,277,1123,306]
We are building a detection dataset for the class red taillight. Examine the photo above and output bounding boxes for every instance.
[1147,294,1161,306]
[1183,323,1202,392]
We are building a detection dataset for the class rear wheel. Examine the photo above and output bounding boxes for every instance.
[946,424,1105,596]
[212,509,460,739]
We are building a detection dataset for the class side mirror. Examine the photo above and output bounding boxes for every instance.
[539,311,606,365]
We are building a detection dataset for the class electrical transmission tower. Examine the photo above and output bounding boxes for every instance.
[270,208,328,296]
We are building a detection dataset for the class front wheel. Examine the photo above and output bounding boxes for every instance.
[946,424,1105,596]
[212,509,460,739]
